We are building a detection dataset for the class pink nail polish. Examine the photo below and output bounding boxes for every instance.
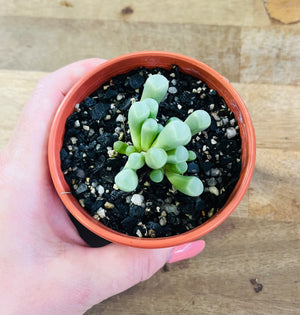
[167,240,205,263]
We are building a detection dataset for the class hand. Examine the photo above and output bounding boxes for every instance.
[0,59,205,315]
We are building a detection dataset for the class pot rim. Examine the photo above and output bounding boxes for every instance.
[48,51,256,248]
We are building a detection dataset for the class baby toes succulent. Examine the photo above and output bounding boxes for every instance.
[113,73,211,197]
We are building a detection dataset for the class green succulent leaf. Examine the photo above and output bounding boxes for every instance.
[128,101,150,150]
[113,141,128,154]
[187,150,197,161]
[149,168,164,183]
[125,145,137,156]
[115,168,138,192]
[167,145,189,164]
[165,162,188,174]
[166,117,180,124]
[145,147,168,169]
[143,98,159,119]
[141,118,159,151]
[166,172,204,197]
[125,152,145,170]
[112,74,209,197]
[157,123,164,133]
[152,120,192,151]
[184,110,211,135]
[141,74,169,104]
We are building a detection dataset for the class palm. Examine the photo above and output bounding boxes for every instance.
[33,173,85,246]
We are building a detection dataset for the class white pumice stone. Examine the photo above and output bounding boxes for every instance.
[230,118,236,126]
[164,204,179,215]
[208,186,219,196]
[97,207,106,219]
[225,127,237,139]
[211,139,217,145]
[210,168,221,177]
[222,117,229,125]
[116,114,126,122]
[96,185,105,196]
[107,149,117,158]
[168,86,177,94]
[136,229,143,238]
[131,194,144,206]
[70,137,78,144]
[159,217,167,226]
[212,112,220,121]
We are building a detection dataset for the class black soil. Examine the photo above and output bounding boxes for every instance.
[61,66,241,238]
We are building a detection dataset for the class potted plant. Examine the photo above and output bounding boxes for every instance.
[48,51,255,248]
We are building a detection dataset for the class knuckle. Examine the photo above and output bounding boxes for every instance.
[129,250,158,283]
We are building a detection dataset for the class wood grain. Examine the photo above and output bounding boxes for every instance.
[87,217,300,315]
[0,70,46,148]
[240,26,300,85]
[0,0,271,27]
[0,17,241,82]
[233,83,300,150]
[0,1,299,314]
[249,148,300,222]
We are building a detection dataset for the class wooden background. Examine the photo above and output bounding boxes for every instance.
[0,1,299,314]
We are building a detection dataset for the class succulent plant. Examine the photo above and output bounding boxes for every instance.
[113,74,211,197]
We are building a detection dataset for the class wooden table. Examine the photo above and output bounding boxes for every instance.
[1,1,299,314]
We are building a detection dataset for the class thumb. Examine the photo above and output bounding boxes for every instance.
[4,58,106,175]
[71,240,205,305]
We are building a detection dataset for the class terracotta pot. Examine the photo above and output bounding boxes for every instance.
[48,51,256,249]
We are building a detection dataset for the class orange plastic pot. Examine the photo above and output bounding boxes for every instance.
[48,51,255,249]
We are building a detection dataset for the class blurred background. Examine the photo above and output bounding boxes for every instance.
[0,1,299,314]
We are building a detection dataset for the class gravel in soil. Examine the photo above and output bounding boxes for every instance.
[61,66,241,238]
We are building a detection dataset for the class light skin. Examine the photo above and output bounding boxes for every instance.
[0,59,205,315]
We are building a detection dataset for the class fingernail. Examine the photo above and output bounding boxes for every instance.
[167,240,205,263]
